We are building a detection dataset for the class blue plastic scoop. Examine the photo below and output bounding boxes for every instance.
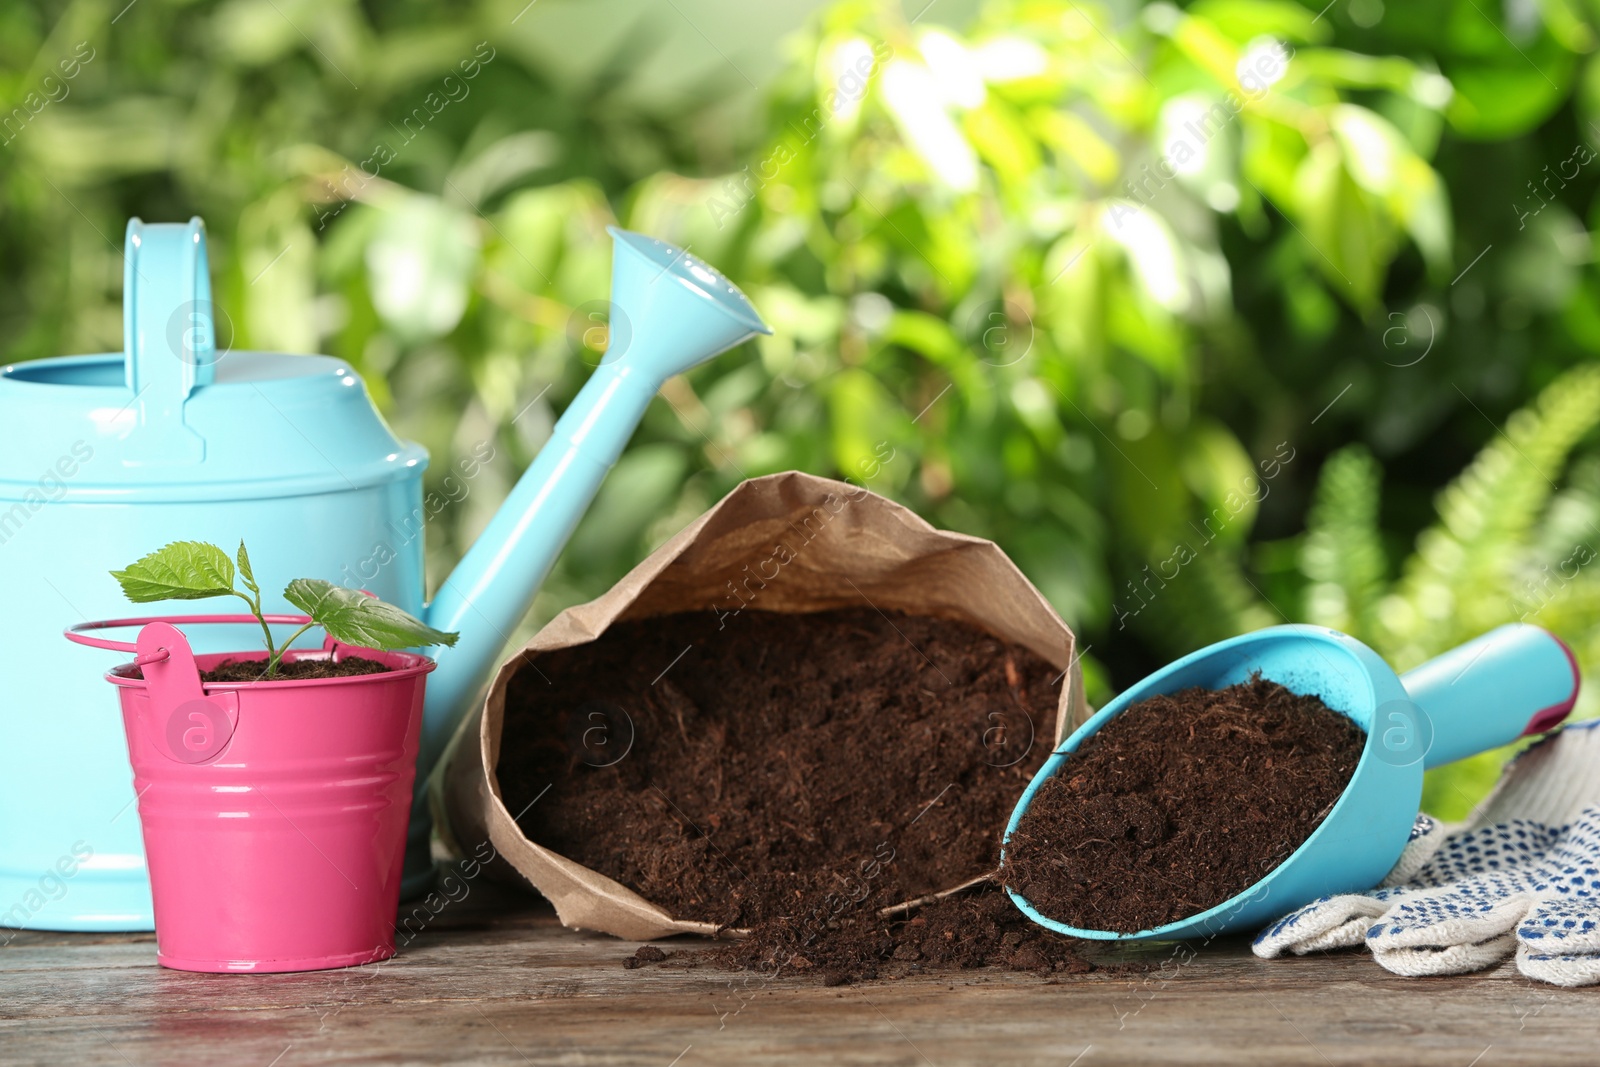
[1003,623,1580,941]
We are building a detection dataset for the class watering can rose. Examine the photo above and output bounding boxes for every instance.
[112,540,458,678]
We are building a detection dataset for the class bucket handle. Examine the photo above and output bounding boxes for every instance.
[128,621,240,765]
[66,614,322,663]
[68,616,345,766]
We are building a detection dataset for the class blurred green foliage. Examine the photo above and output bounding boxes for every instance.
[5,0,1600,816]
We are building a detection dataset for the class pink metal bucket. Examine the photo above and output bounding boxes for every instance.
[66,615,433,973]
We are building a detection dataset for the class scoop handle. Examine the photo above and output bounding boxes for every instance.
[1401,623,1580,770]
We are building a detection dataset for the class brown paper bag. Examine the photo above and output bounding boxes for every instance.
[442,471,1089,940]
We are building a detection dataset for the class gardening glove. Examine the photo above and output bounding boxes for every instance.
[1253,719,1600,987]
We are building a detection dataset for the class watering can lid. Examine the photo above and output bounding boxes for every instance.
[0,218,424,500]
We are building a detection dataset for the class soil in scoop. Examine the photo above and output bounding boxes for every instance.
[1001,676,1365,933]
[498,607,1075,981]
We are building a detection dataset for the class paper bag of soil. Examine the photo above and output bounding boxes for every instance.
[442,470,1089,940]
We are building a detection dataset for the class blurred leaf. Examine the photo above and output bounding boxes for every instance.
[568,444,690,565]
[448,131,561,207]
[965,98,1040,190]
[1294,141,1385,309]
[23,98,184,182]
[1383,364,1600,666]
[1032,107,1119,185]
[1300,445,1387,635]
[1178,421,1259,546]
[827,367,911,482]
[1441,14,1577,141]
[1184,0,1330,45]
[1107,428,1189,555]
[366,196,481,339]
[237,191,319,354]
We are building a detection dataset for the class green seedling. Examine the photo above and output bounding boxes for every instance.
[112,540,458,678]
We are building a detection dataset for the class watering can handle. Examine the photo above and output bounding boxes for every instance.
[122,217,216,463]
[1401,623,1580,770]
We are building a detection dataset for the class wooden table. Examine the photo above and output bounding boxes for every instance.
[3,880,1595,1066]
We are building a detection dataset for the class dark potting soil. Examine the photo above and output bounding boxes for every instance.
[498,607,1073,981]
[622,944,669,970]
[198,656,392,682]
[1000,676,1365,934]
[712,883,1093,985]
[623,885,1094,984]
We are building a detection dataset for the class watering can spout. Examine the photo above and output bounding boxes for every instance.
[425,229,769,689]
[407,229,768,883]
[598,228,770,372]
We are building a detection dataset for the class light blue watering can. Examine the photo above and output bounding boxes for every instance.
[0,217,768,931]
[1004,623,1580,941]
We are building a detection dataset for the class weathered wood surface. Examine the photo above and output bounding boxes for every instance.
[2,880,1595,1066]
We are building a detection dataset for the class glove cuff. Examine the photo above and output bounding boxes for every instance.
[1380,814,1449,886]
[1470,720,1600,829]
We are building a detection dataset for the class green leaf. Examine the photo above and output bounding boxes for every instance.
[236,541,258,594]
[1385,364,1600,665]
[1185,0,1331,45]
[1300,445,1387,638]
[284,579,460,651]
[1444,43,1576,141]
[1178,421,1261,548]
[965,100,1039,191]
[1294,141,1387,311]
[568,444,689,567]
[366,196,481,340]
[111,541,236,603]
[827,369,912,488]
